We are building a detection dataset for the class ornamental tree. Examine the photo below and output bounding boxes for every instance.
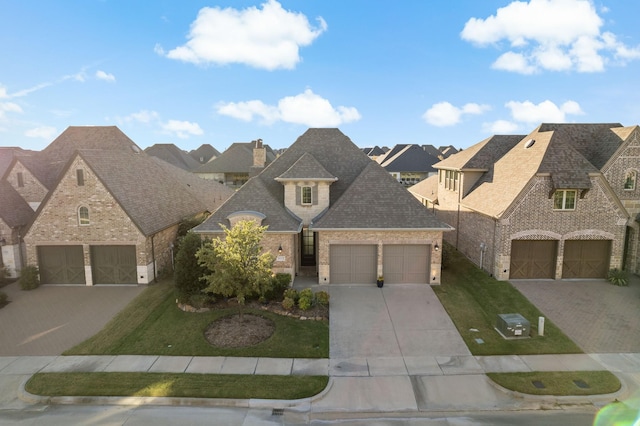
[196,220,275,318]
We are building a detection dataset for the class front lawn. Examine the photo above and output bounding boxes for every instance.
[434,244,582,356]
[65,279,329,358]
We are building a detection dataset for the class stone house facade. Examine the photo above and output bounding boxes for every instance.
[411,123,639,280]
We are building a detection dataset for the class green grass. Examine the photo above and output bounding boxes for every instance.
[434,244,582,356]
[65,279,329,358]
[26,372,328,400]
[488,371,621,396]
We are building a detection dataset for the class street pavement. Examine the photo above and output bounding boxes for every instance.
[0,282,639,420]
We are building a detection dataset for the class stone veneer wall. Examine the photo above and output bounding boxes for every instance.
[23,156,149,285]
[317,230,443,284]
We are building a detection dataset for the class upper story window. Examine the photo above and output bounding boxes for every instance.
[624,170,636,190]
[78,206,90,225]
[444,170,459,191]
[553,190,576,211]
[77,169,85,186]
[17,172,24,187]
[301,186,312,205]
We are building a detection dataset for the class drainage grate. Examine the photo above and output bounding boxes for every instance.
[573,379,590,389]
[532,380,545,389]
[272,408,284,416]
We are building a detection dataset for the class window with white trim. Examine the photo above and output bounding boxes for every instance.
[301,186,312,205]
[78,206,90,225]
[444,170,459,191]
[624,170,636,190]
[553,190,576,210]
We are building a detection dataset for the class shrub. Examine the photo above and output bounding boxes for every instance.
[316,291,330,306]
[282,296,295,311]
[607,268,629,286]
[188,293,215,309]
[298,288,314,311]
[283,288,298,302]
[174,232,208,300]
[0,291,7,307]
[262,273,291,301]
[19,265,40,290]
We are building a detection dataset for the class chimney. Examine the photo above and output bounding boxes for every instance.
[253,139,266,167]
[250,138,266,177]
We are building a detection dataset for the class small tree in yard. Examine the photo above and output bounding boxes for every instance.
[196,220,275,319]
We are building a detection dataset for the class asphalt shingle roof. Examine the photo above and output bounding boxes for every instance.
[190,144,221,163]
[379,144,439,173]
[195,142,276,174]
[408,174,439,203]
[0,180,34,228]
[195,128,450,233]
[276,152,336,181]
[145,144,201,171]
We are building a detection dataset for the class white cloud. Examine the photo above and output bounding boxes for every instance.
[461,0,640,73]
[160,0,326,70]
[423,101,490,127]
[217,89,361,127]
[25,126,57,140]
[483,120,520,134]
[120,110,160,124]
[0,102,22,120]
[505,100,584,123]
[161,120,204,139]
[96,70,116,82]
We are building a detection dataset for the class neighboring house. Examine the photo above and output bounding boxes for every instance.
[362,146,386,160]
[189,144,221,164]
[2,126,233,284]
[412,123,640,281]
[145,143,202,171]
[194,128,452,285]
[376,144,440,186]
[194,140,276,188]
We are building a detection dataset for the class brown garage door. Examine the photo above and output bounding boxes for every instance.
[562,240,611,279]
[510,240,557,279]
[38,246,85,284]
[383,245,430,283]
[330,245,377,284]
[91,245,137,284]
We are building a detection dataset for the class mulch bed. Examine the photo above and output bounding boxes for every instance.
[204,314,275,348]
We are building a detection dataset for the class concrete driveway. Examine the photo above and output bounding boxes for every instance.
[0,282,144,356]
[510,276,640,353]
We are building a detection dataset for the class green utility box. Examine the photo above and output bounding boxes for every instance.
[495,313,530,339]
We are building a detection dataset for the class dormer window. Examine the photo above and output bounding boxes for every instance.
[553,190,576,211]
[301,186,312,205]
[624,170,636,190]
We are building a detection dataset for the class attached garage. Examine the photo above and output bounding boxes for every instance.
[330,244,377,284]
[383,245,430,283]
[91,245,137,284]
[510,240,557,279]
[562,240,611,279]
[37,245,85,284]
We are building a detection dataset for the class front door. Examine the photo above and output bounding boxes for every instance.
[301,229,316,266]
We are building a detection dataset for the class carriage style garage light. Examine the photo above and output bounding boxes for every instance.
[434,242,439,252]
[278,244,283,254]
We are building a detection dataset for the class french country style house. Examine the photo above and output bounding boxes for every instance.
[194,128,452,285]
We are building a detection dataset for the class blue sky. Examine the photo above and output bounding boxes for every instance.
[1,0,639,152]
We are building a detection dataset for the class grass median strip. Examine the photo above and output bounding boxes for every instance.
[487,371,621,396]
[26,372,329,400]
[434,244,582,356]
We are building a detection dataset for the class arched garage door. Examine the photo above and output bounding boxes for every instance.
[510,240,557,279]
[383,245,430,283]
[330,245,377,284]
[562,240,611,279]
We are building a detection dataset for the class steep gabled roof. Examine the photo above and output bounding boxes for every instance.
[190,144,221,163]
[379,144,439,173]
[459,123,625,218]
[275,152,336,181]
[408,174,439,203]
[77,149,208,236]
[435,135,524,171]
[0,180,34,228]
[313,161,450,230]
[195,128,450,233]
[145,144,201,171]
[195,142,276,174]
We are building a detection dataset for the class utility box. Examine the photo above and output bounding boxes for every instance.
[495,313,530,339]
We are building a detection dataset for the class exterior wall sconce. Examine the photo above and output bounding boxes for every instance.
[434,242,439,252]
[278,244,283,254]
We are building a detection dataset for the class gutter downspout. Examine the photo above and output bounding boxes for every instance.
[151,234,157,283]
